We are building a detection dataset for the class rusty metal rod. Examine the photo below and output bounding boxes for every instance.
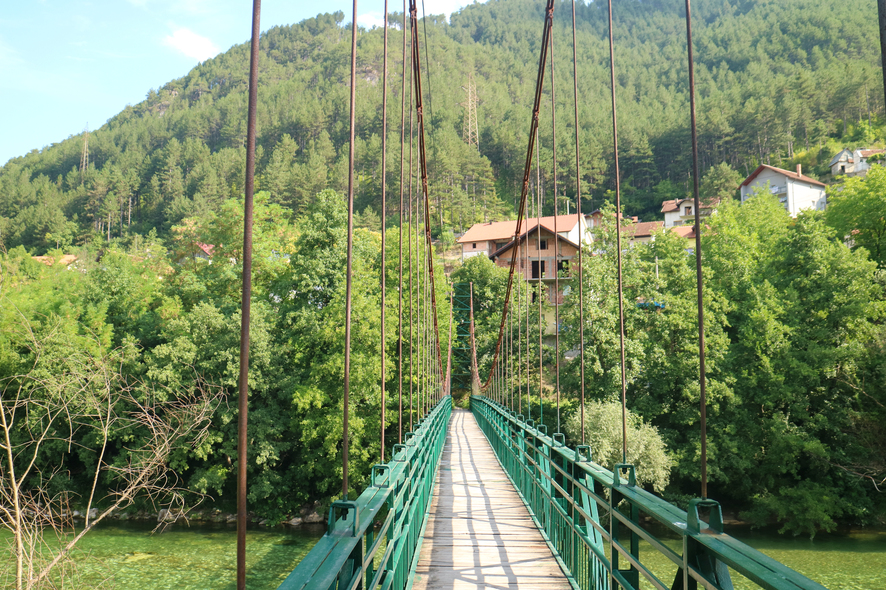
[607,0,629,466]
[237,0,261,587]
[380,0,389,463]
[342,0,359,500]
[571,0,587,445]
[684,0,708,500]
[408,55,415,432]
[550,27,561,434]
[397,0,407,444]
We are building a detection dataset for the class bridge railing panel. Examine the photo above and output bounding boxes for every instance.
[278,396,452,590]
[471,395,827,590]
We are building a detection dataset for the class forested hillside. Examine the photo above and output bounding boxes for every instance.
[1,0,884,252]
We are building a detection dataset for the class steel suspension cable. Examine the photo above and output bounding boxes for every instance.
[536,128,544,424]
[409,0,444,380]
[380,0,389,463]
[550,27,561,434]
[397,0,408,444]
[508,284,520,410]
[524,212,530,418]
[480,0,556,395]
[407,59,415,432]
[403,52,415,432]
[684,0,709,500]
[237,1,261,587]
[571,0,587,445]
[607,0,629,464]
[343,0,359,498]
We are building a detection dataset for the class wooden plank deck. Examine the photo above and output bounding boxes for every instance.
[412,408,571,590]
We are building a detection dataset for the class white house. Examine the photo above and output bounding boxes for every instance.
[740,164,826,217]
[829,148,886,177]
[660,198,719,228]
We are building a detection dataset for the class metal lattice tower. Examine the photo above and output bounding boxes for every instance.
[450,283,474,393]
[461,74,479,149]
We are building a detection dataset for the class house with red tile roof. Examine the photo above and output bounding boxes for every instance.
[740,164,826,217]
[456,214,588,261]
[623,220,664,244]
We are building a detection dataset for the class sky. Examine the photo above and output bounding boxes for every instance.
[0,0,477,166]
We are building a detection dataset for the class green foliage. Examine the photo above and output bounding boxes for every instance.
[826,165,886,266]
[563,401,672,493]
[554,194,884,535]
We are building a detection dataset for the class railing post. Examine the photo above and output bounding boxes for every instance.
[575,445,607,590]
[611,464,640,589]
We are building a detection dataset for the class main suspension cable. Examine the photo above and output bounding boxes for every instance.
[408,59,415,432]
[480,0,556,394]
[409,0,444,381]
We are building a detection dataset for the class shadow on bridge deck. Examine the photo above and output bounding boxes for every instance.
[412,409,571,589]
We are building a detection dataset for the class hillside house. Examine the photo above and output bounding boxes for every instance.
[457,214,589,261]
[488,220,584,335]
[623,220,664,245]
[829,148,886,177]
[740,164,826,216]
[660,198,720,228]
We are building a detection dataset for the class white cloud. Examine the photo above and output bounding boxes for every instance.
[357,12,385,29]
[162,28,219,61]
[423,0,473,18]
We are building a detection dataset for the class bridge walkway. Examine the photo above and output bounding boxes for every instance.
[412,408,571,589]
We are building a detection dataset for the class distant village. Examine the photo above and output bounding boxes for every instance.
[455,151,882,281]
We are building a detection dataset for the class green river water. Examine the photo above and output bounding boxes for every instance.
[4,522,884,589]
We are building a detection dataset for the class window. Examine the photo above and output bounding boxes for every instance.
[684,206,692,216]
[531,260,545,279]
[472,242,476,248]
[539,239,548,250]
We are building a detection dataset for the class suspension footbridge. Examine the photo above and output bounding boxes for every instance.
[230,0,836,589]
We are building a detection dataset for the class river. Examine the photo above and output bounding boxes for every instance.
[4,521,884,589]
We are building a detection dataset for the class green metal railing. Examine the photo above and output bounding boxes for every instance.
[471,395,828,590]
[278,396,451,590]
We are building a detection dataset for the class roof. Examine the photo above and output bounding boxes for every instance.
[660,197,720,214]
[622,221,663,238]
[829,148,853,167]
[740,164,826,188]
[457,214,582,244]
[671,225,696,239]
[859,149,886,158]
[489,223,581,259]
[585,210,638,225]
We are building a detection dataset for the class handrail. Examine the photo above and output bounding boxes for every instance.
[278,396,452,590]
[471,395,828,590]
